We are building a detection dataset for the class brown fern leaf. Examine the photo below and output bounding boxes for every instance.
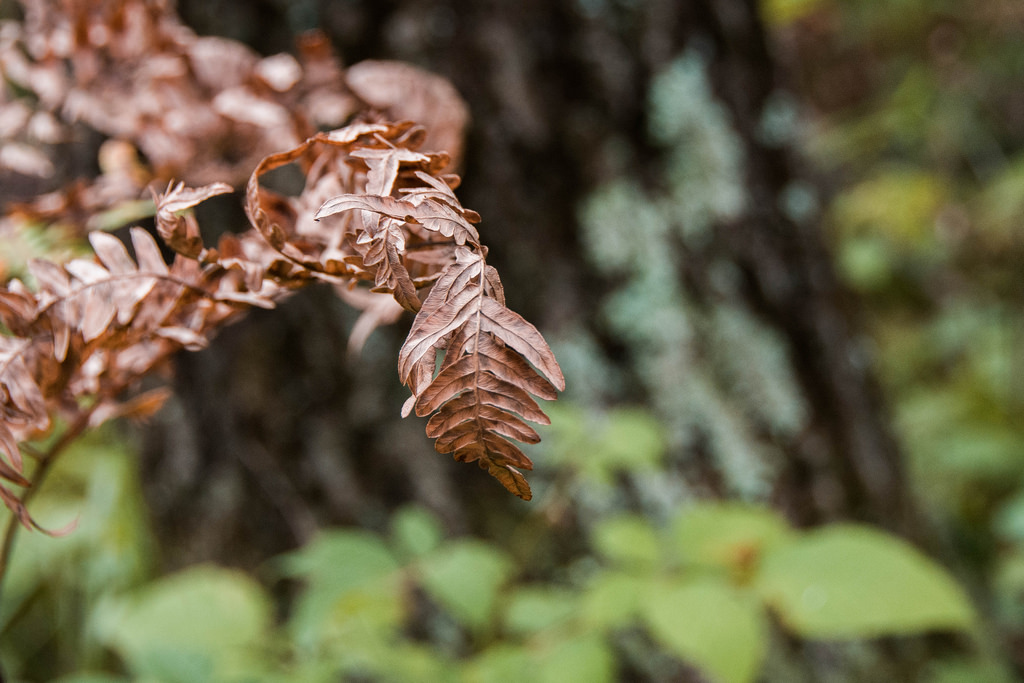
[345,60,470,170]
[1,0,563,529]
[399,170,482,226]
[0,110,563,517]
[306,126,564,498]
[315,191,479,313]
[0,337,47,474]
[355,219,422,312]
[0,332,55,528]
[396,248,565,499]
[28,230,273,365]
[154,181,234,259]
[0,225,282,527]
[351,145,448,196]
[245,123,469,313]
[243,123,420,279]
[315,193,481,248]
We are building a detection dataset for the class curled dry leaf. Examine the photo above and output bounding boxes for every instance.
[154,181,233,259]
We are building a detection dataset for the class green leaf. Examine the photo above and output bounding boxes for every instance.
[377,643,458,683]
[88,198,157,232]
[537,634,615,683]
[465,635,613,683]
[994,493,1024,544]
[596,408,666,472]
[537,404,665,481]
[761,0,828,27]
[932,427,1024,482]
[418,540,513,631]
[279,531,402,655]
[757,524,975,638]
[838,234,894,291]
[925,657,1016,683]
[463,645,532,683]
[580,570,649,629]
[281,529,399,590]
[592,515,662,569]
[990,552,1024,628]
[503,586,578,636]
[643,576,766,683]
[1,428,152,624]
[391,505,444,560]
[831,165,946,247]
[671,503,792,571]
[93,565,272,683]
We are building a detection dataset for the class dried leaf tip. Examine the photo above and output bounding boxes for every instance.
[154,181,234,258]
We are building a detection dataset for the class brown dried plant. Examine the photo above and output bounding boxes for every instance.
[0,0,563,553]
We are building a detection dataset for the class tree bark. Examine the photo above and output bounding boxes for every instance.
[693,0,917,533]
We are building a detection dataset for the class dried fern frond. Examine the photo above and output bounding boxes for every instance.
[0,0,561,531]
[399,249,565,499]
[0,227,278,527]
[0,115,563,525]
[314,145,564,499]
[228,121,568,498]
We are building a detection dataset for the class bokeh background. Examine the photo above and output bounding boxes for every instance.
[3,0,1024,681]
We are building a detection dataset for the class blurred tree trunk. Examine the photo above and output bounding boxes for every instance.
[142,0,935,679]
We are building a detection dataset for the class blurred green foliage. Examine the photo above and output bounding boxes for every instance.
[0,410,978,683]
[784,0,1024,658]
[0,428,153,680]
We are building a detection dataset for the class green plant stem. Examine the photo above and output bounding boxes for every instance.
[0,410,94,596]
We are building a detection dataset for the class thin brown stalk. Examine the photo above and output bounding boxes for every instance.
[0,409,95,595]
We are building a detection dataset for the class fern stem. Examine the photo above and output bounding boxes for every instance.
[0,409,94,596]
